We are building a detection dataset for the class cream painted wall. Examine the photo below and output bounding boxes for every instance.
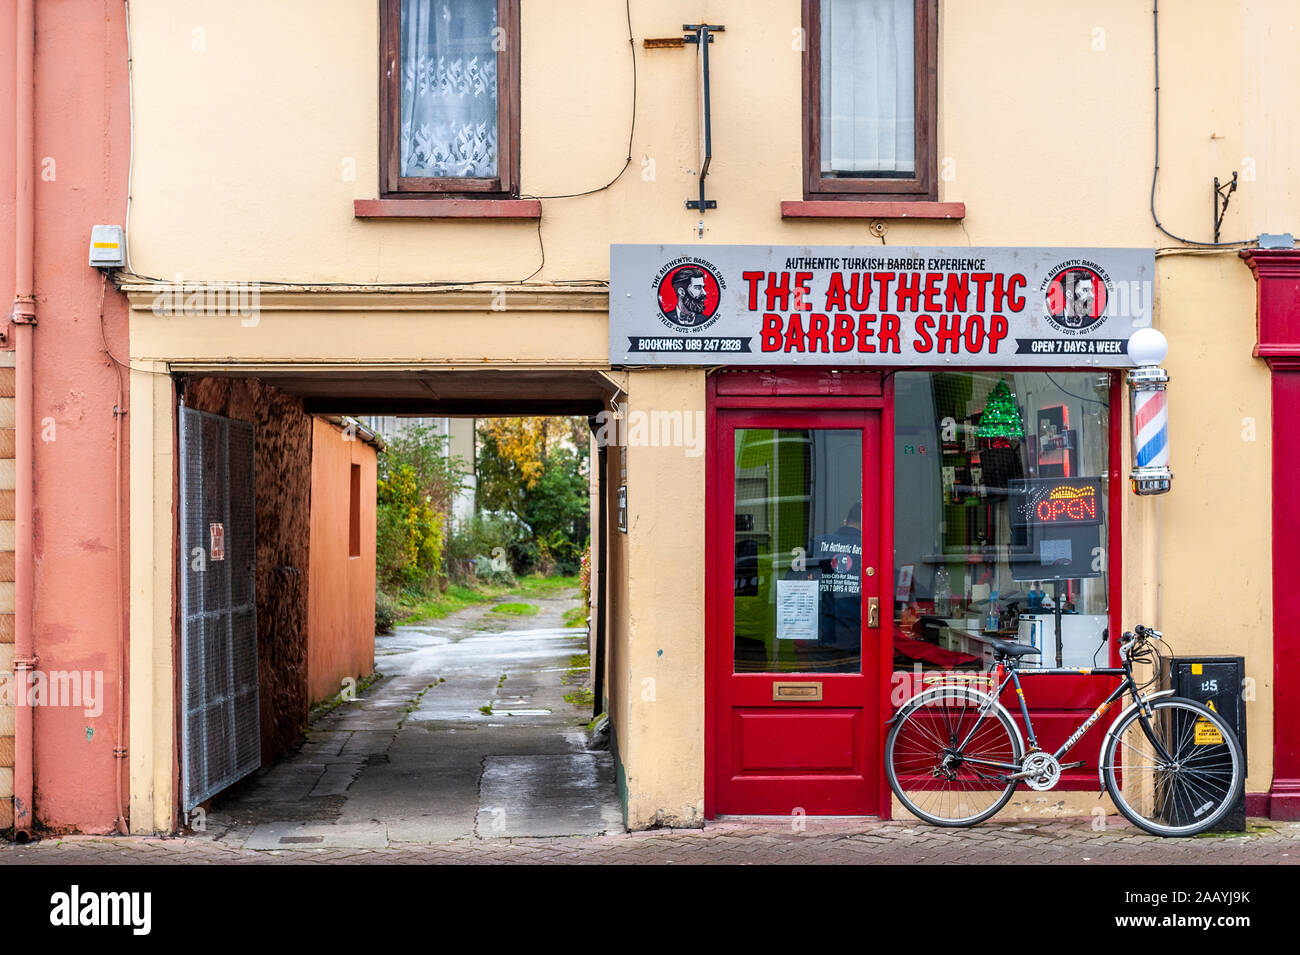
[125,1,1300,281]
[617,369,707,828]
[121,1,1293,829]
[1134,252,1272,790]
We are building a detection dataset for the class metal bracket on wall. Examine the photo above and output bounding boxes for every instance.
[684,24,724,212]
[1213,171,1238,244]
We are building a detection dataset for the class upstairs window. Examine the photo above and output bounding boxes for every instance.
[804,0,936,200]
[380,0,519,196]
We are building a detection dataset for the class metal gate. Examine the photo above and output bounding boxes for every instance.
[179,405,260,810]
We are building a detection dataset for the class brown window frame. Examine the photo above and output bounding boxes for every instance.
[802,0,937,201]
[379,0,520,198]
[348,463,362,558]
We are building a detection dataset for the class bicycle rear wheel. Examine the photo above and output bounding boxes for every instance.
[886,686,1023,827]
[1100,696,1244,837]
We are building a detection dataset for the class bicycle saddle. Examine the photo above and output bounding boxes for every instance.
[987,638,1042,659]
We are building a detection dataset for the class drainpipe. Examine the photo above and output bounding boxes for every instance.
[11,0,38,838]
[593,440,607,717]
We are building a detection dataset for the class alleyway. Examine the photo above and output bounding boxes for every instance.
[184,587,620,849]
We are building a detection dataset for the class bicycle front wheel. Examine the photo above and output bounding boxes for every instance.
[886,686,1023,827]
[1100,696,1244,837]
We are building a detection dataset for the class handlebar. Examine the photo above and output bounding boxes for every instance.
[1121,624,1163,645]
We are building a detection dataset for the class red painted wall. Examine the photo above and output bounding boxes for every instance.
[0,3,131,833]
[1244,249,1300,819]
[307,418,377,705]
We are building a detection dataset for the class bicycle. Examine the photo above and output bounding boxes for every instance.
[885,625,1244,837]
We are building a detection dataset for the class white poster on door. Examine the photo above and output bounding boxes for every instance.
[776,579,819,641]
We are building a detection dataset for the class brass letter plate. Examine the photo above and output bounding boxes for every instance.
[772,681,823,701]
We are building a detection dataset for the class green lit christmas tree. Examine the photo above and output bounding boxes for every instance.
[976,379,1025,439]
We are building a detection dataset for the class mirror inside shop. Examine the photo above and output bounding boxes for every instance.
[893,371,1112,672]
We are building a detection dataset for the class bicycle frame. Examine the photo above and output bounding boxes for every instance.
[952,663,1173,779]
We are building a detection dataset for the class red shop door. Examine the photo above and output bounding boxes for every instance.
[710,409,883,816]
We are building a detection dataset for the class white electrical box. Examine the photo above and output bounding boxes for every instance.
[89,225,126,268]
[1019,613,1109,668]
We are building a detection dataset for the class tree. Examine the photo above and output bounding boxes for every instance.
[476,416,590,575]
[376,425,466,590]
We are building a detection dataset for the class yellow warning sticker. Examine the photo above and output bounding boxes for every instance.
[1192,663,1203,675]
[1195,718,1224,745]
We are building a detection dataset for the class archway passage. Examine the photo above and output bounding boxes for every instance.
[171,368,622,847]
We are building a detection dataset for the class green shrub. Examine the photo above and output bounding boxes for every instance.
[579,541,592,608]
[375,425,466,591]
[448,511,525,583]
[375,590,401,634]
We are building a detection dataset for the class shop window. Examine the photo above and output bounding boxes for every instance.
[892,372,1113,678]
[803,0,937,200]
[379,0,520,196]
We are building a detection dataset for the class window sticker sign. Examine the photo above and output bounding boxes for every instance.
[209,522,226,561]
[776,579,819,641]
[610,246,1154,367]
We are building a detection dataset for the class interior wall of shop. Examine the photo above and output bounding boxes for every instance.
[117,1,1300,829]
[0,2,131,834]
[307,417,377,706]
[183,378,313,769]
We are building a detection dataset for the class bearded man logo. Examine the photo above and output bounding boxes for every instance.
[669,266,709,326]
[1045,265,1109,331]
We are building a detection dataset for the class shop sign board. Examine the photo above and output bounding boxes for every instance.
[610,245,1154,367]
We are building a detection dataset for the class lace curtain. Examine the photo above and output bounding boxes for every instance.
[400,0,499,178]
[820,0,915,176]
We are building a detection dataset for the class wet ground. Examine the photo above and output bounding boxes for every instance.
[191,587,621,849]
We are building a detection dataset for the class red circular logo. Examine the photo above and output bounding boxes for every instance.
[1044,266,1108,331]
[656,263,722,329]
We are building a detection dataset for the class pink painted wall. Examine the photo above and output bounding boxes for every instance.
[307,419,377,705]
[0,3,132,832]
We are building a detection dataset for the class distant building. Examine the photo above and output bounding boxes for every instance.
[359,416,477,526]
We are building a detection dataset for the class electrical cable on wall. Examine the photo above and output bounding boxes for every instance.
[1149,0,1252,248]
[524,0,637,202]
[519,0,637,281]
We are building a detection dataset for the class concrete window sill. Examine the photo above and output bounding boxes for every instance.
[780,200,966,220]
[354,199,542,220]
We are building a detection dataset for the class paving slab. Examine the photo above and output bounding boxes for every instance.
[244,820,389,851]
[476,753,623,838]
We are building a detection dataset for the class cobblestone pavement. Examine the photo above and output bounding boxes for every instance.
[4,817,1298,865]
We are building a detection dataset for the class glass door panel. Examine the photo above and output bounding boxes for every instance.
[733,428,863,674]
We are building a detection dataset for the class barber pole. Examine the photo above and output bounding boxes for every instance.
[1133,385,1169,467]
[1127,328,1173,495]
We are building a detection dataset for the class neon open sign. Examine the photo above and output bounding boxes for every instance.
[1012,477,1104,528]
[1036,485,1098,523]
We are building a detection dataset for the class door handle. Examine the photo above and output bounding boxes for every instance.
[867,597,880,628]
